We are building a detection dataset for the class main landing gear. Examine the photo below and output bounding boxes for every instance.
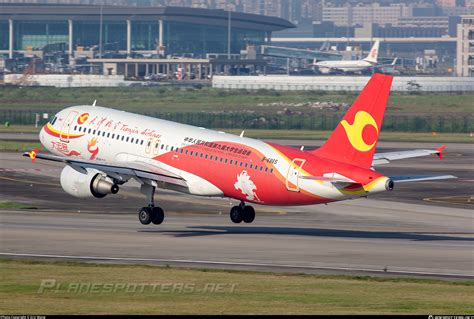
[230,201,255,224]
[138,184,164,225]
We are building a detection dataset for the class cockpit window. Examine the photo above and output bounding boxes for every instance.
[49,116,57,126]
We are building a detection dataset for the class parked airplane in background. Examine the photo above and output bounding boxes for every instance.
[313,40,382,73]
[26,74,455,226]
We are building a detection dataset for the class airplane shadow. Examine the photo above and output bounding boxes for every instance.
[139,226,474,242]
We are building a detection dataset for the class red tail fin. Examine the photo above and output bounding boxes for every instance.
[311,73,393,169]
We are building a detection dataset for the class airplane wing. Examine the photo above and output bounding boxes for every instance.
[372,146,445,166]
[23,152,187,187]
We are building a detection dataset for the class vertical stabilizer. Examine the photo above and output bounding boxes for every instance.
[310,73,393,169]
[363,40,380,64]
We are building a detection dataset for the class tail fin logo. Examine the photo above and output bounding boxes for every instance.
[370,49,377,59]
[340,111,378,152]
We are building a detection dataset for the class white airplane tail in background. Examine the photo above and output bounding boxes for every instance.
[363,40,380,64]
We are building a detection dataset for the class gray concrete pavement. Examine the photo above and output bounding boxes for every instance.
[0,141,473,279]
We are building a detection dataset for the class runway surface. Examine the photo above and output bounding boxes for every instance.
[0,141,473,278]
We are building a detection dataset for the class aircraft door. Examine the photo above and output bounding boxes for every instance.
[285,158,306,192]
[60,111,78,143]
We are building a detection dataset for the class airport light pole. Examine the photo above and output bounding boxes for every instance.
[99,3,103,59]
[227,9,231,59]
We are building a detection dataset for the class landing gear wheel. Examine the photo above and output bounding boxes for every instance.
[243,206,255,223]
[230,206,243,223]
[151,207,165,225]
[138,207,152,225]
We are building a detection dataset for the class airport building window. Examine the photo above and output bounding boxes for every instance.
[13,20,68,50]
[131,21,159,51]
[73,21,126,50]
[0,22,8,50]
[165,22,264,55]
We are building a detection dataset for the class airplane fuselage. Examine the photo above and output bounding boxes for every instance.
[314,60,375,73]
[40,106,389,206]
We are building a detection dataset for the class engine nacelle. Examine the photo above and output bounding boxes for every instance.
[60,165,119,198]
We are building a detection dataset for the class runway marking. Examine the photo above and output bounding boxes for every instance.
[0,168,59,172]
[1,252,472,279]
[424,195,474,206]
[0,176,58,186]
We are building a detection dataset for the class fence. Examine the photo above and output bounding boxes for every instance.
[1,110,472,133]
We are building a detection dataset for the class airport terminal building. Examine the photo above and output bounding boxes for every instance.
[0,4,294,57]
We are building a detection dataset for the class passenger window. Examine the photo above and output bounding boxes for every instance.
[107,133,110,138]
[250,164,253,169]
[121,136,125,141]
[161,144,164,150]
[270,168,274,173]
[131,138,134,143]
[153,141,159,155]
[186,150,189,155]
[190,151,193,155]
[88,128,91,133]
[230,160,233,164]
[265,168,268,172]
[93,130,96,134]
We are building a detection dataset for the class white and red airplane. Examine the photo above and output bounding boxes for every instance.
[313,40,380,73]
[26,73,455,225]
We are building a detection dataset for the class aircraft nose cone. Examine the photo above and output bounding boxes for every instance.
[39,125,46,144]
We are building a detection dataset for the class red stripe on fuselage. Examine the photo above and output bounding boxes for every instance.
[43,123,84,139]
[154,141,331,206]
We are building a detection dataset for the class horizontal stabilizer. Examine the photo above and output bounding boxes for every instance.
[373,146,445,166]
[300,173,357,187]
[390,175,457,183]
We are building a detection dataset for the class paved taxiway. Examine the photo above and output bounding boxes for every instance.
[0,141,473,278]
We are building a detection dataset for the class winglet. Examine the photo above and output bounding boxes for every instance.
[436,146,446,160]
[28,148,39,163]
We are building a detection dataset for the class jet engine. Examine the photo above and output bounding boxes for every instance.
[60,165,119,198]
